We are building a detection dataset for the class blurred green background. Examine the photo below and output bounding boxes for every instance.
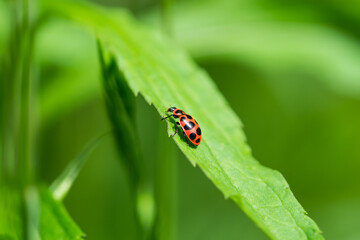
[2,0,360,239]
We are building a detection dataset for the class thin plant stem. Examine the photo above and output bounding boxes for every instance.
[160,0,173,36]
[17,0,37,240]
[1,0,22,183]
[154,126,177,240]
[18,0,36,186]
[18,0,30,185]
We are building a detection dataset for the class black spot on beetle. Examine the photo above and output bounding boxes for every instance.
[186,114,193,119]
[184,122,195,130]
[180,117,186,122]
[195,138,200,143]
[189,133,196,140]
[196,127,201,135]
[175,110,184,115]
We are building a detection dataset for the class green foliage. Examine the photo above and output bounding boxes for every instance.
[0,0,9,52]
[166,0,360,99]
[0,185,83,240]
[50,133,108,201]
[35,19,101,125]
[39,186,84,239]
[41,1,324,239]
[0,186,23,240]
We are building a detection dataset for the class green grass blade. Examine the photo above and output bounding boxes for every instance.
[39,186,84,239]
[50,133,107,201]
[0,185,24,240]
[25,186,41,240]
[41,1,324,239]
[0,185,83,239]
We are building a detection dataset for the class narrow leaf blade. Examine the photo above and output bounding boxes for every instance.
[0,185,84,239]
[0,185,23,240]
[50,133,107,201]
[39,186,84,239]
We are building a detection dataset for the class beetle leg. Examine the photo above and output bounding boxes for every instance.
[161,114,174,121]
[171,127,178,137]
[182,131,190,146]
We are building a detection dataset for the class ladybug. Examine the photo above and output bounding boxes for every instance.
[161,107,202,146]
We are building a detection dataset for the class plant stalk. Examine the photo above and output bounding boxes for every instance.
[154,126,177,240]
[1,0,22,183]
[18,0,35,186]
[160,0,173,36]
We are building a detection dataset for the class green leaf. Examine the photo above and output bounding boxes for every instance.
[0,185,83,240]
[0,186,23,240]
[39,186,84,239]
[41,1,324,239]
[50,132,107,201]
